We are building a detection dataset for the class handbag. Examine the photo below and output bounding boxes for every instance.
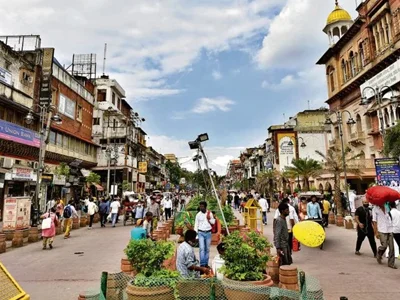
[42,212,52,230]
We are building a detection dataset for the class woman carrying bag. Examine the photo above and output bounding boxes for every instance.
[41,207,59,250]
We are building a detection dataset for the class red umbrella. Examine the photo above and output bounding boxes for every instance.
[366,186,400,206]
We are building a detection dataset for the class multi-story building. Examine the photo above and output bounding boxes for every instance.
[316,0,400,193]
[0,35,98,214]
[91,76,142,194]
[225,159,244,187]
[145,147,164,190]
[164,154,178,164]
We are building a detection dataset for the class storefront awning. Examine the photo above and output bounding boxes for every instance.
[93,183,104,191]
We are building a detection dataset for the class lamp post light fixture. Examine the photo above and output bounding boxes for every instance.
[361,85,397,141]
[188,133,229,235]
[324,110,355,203]
[287,136,307,148]
[24,104,62,227]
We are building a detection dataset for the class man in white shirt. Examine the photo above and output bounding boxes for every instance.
[194,201,215,267]
[274,198,298,254]
[373,204,396,269]
[349,190,357,216]
[164,196,173,220]
[389,202,400,252]
[110,199,121,228]
[87,199,98,229]
[258,195,269,225]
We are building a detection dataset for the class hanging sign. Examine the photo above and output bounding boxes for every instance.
[39,48,54,107]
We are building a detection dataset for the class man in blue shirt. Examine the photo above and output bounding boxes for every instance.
[307,196,322,219]
[130,219,147,240]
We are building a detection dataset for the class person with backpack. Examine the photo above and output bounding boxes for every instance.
[63,200,78,239]
[87,198,98,229]
[99,198,109,227]
[194,201,215,267]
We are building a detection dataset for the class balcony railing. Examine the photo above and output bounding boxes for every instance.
[347,158,375,169]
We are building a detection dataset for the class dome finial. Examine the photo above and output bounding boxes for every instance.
[335,0,339,6]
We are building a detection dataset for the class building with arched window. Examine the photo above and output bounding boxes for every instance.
[316,0,400,193]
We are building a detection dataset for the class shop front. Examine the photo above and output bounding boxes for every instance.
[137,174,146,193]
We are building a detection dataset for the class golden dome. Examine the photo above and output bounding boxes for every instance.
[326,4,352,25]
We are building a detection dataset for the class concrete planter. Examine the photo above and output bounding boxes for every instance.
[0,233,6,253]
[28,227,39,243]
[12,230,24,248]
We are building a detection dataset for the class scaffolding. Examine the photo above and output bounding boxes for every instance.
[71,53,97,79]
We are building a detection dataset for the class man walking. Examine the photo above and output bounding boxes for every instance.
[322,196,331,227]
[134,201,146,224]
[234,192,240,210]
[307,196,322,219]
[274,198,297,254]
[87,198,98,229]
[63,200,78,239]
[389,202,400,249]
[373,204,396,269]
[99,198,109,227]
[258,195,269,225]
[164,196,173,220]
[110,198,121,227]
[148,197,160,232]
[194,201,215,267]
[354,199,377,257]
[274,203,292,266]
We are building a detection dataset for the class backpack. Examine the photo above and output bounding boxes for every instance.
[63,205,72,218]
[207,211,218,234]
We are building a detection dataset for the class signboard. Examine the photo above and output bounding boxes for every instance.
[39,48,54,107]
[41,174,53,183]
[0,119,40,148]
[277,133,296,171]
[2,197,31,231]
[59,94,76,119]
[375,158,400,187]
[360,60,400,99]
[138,162,148,173]
[12,167,34,181]
[53,175,66,185]
[138,174,146,183]
[0,66,12,85]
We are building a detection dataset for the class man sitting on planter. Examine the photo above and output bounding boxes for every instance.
[176,229,211,278]
[194,201,216,268]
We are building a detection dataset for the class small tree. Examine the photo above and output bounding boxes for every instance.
[384,122,400,158]
[54,162,70,177]
[316,147,362,216]
[284,158,322,191]
[256,170,276,199]
[86,172,101,185]
[122,180,131,192]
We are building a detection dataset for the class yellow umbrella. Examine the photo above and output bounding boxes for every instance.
[293,221,325,248]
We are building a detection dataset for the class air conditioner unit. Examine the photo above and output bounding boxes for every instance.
[1,158,13,168]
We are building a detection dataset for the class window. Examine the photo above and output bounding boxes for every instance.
[6,110,14,122]
[327,66,335,92]
[56,132,63,147]
[112,92,116,105]
[49,131,56,145]
[93,118,100,125]
[63,135,69,148]
[359,43,365,67]
[341,59,347,83]
[117,98,121,109]
[70,138,76,152]
[349,52,356,77]
[77,105,83,121]
[85,143,89,155]
[97,89,106,102]
[113,119,118,129]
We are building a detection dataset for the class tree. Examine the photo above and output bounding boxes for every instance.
[284,158,322,191]
[315,147,362,216]
[54,162,70,177]
[86,172,101,185]
[256,170,276,199]
[165,160,181,185]
[384,122,400,158]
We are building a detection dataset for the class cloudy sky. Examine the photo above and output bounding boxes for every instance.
[0,0,358,174]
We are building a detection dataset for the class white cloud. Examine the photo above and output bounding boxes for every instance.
[0,0,278,101]
[148,135,244,175]
[255,0,357,70]
[192,97,235,114]
[212,70,222,80]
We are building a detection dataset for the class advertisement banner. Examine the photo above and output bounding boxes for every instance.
[39,48,54,106]
[12,167,34,181]
[2,197,31,231]
[53,175,66,185]
[0,66,12,85]
[59,94,76,119]
[0,119,40,148]
[360,60,400,100]
[138,162,148,173]
[375,158,400,187]
[277,132,296,171]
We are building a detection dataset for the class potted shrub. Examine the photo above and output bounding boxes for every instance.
[124,239,179,300]
[221,231,273,300]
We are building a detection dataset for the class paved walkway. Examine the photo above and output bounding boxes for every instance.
[234,209,400,300]
[0,221,132,300]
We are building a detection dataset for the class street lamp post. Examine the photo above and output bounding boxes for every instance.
[361,85,397,143]
[325,110,356,203]
[25,104,62,227]
[287,137,307,190]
